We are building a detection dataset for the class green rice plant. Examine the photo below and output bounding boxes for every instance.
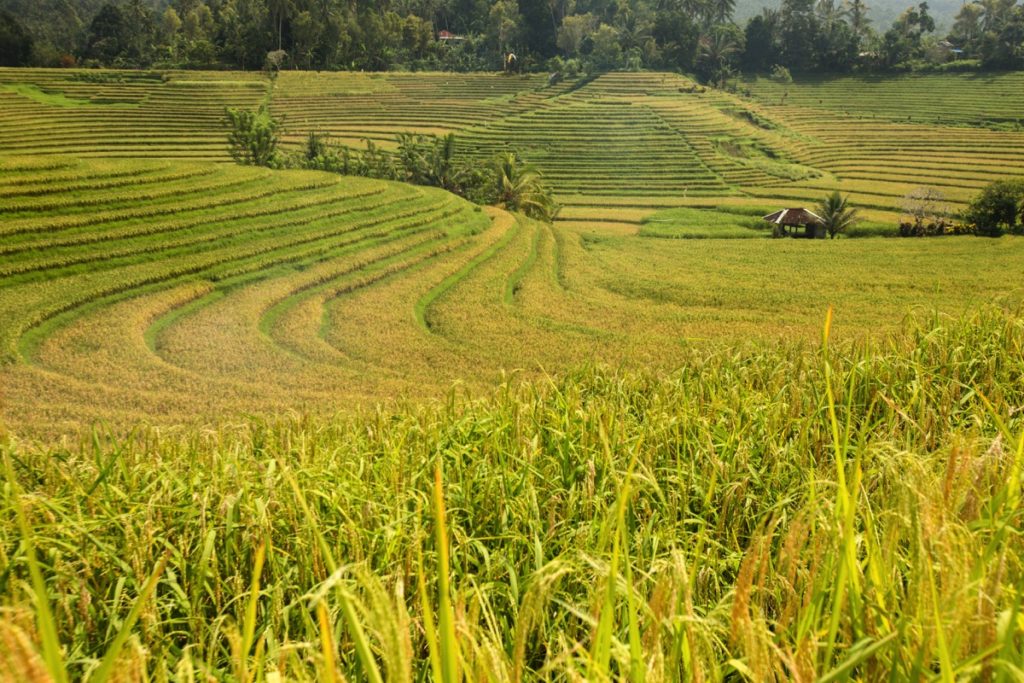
[5,307,1022,679]
[639,206,768,238]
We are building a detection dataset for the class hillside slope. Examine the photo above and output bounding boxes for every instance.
[2,153,1023,435]
[3,68,1024,230]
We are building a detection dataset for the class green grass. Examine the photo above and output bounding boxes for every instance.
[639,206,771,238]
[0,83,94,107]
[2,308,1023,680]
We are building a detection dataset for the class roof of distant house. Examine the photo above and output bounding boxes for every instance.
[762,208,825,226]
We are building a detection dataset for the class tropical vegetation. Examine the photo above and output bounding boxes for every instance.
[1,0,1023,75]
[966,178,1024,236]
[817,190,860,238]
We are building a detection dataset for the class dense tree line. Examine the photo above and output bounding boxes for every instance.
[0,0,1022,75]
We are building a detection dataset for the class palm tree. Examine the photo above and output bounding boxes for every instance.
[816,0,847,25]
[492,153,558,222]
[978,0,1012,32]
[698,27,740,86]
[845,0,872,38]
[268,0,294,50]
[710,0,737,24]
[817,191,860,238]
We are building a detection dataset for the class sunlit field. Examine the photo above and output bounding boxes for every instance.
[2,155,1024,435]
[2,67,1024,681]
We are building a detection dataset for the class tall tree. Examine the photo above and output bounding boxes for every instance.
[221,0,271,69]
[268,0,294,50]
[84,3,127,62]
[845,0,871,40]
[653,7,699,70]
[518,0,558,58]
[696,22,742,83]
[589,22,623,68]
[742,12,779,72]
[709,0,736,25]
[489,0,523,55]
[0,10,33,65]
[881,1,934,66]
[950,2,983,51]
[122,0,154,64]
[557,12,598,55]
[779,0,819,70]
[979,2,1024,68]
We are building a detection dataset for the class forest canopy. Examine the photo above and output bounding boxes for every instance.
[0,0,1021,75]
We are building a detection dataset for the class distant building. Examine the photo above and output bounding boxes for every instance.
[936,41,965,60]
[763,207,826,238]
[438,30,465,42]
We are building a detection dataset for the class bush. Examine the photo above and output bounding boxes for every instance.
[898,218,974,237]
[225,107,281,168]
[965,178,1024,236]
[769,64,792,84]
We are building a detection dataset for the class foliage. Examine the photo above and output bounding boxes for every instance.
[294,130,556,221]
[225,106,281,167]
[696,24,744,85]
[83,2,126,64]
[589,24,623,71]
[651,8,700,71]
[880,1,936,67]
[769,63,793,84]
[491,152,559,222]
[817,190,860,238]
[897,217,973,236]
[263,48,288,76]
[742,13,780,72]
[950,0,1024,69]
[3,309,1024,678]
[966,178,1024,236]
[5,0,1019,76]
[0,10,32,66]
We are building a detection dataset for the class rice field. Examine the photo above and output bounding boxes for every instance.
[3,311,1024,680]
[2,68,1024,680]
[4,68,1024,227]
[2,152,1024,436]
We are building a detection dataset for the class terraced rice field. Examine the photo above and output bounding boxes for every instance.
[3,69,1024,681]
[4,68,1024,229]
[2,153,1024,436]
[2,68,1024,434]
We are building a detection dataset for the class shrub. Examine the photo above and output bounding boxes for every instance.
[898,218,974,237]
[769,64,793,84]
[289,132,557,221]
[965,178,1024,236]
[225,107,281,168]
